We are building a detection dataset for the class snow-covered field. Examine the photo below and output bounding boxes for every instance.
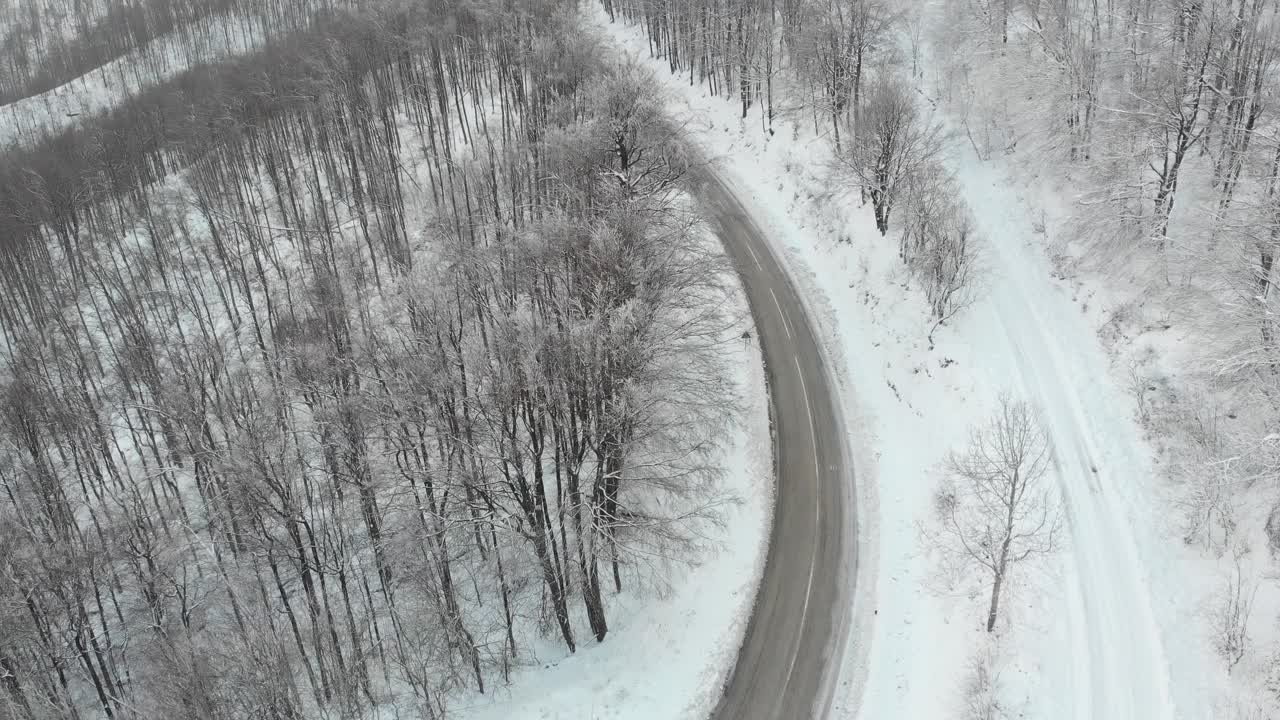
[451,251,774,720]
[589,7,1213,719]
[0,0,116,59]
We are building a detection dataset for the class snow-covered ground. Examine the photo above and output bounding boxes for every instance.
[592,7,1210,719]
[945,152,1192,720]
[450,250,774,720]
[915,3,1249,715]
[0,12,266,147]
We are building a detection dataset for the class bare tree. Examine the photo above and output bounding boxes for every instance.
[933,396,1061,632]
[592,62,689,200]
[794,0,891,148]
[833,75,941,235]
[900,172,981,341]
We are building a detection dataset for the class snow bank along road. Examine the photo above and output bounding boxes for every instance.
[695,167,855,720]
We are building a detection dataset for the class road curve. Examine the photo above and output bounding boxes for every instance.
[694,168,855,720]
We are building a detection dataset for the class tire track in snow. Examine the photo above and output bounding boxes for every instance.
[992,306,1123,719]
[963,161,1175,720]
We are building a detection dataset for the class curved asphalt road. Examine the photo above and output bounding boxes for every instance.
[694,169,854,720]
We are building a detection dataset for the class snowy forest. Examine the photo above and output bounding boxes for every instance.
[0,0,739,717]
[6,0,1280,716]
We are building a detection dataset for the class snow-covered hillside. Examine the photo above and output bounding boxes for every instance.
[0,13,265,147]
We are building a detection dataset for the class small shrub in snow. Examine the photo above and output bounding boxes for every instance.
[1215,552,1258,672]
[962,645,1005,720]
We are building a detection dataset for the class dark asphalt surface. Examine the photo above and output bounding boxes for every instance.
[695,169,853,720]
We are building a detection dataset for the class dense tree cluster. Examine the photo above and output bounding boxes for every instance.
[933,0,1279,309]
[935,0,1280,520]
[0,1,733,718]
[601,0,892,138]
[604,0,980,325]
